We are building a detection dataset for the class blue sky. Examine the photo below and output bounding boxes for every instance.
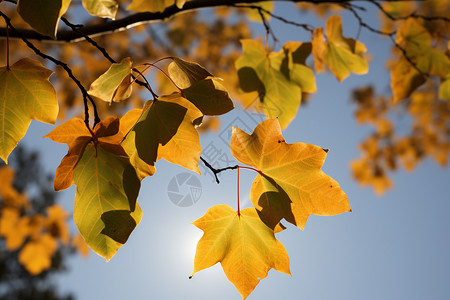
[16,2,450,300]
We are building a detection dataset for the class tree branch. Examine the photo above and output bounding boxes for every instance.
[200,157,238,184]
[0,0,377,43]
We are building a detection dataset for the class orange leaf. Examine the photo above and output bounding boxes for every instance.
[231,119,351,230]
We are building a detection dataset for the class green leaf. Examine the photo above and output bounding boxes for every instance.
[312,15,368,81]
[123,94,203,176]
[0,58,59,163]
[73,143,142,261]
[17,0,71,38]
[236,39,302,129]
[88,57,133,103]
[127,0,185,12]
[182,78,234,115]
[82,0,118,19]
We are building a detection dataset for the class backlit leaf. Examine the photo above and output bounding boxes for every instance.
[45,117,125,191]
[168,57,213,89]
[123,94,202,176]
[191,204,290,299]
[127,0,185,12]
[312,15,368,81]
[182,78,234,115]
[17,0,71,38]
[0,58,59,162]
[88,57,133,103]
[230,119,351,230]
[236,39,303,129]
[73,143,142,260]
[168,57,234,115]
[82,0,118,19]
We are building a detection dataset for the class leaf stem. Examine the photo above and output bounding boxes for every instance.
[237,166,240,217]
[5,23,9,70]
[142,62,183,93]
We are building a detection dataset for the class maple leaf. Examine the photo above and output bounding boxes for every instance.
[72,143,142,260]
[122,93,203,177]
[230,119,351,230]
[191,204,290,300]
[127,0,185,13]
[236,39,315,129]
[312,15,368,82]
[17,0,71,38]
[88,57,133,103]
[0,58,59,163]
[168,57,234,115]
[82,0,118,19]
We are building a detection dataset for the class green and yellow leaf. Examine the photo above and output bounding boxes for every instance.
[0,58,59,162]
[230,119,351,230]
[88,57,133,103]
[236,39,305,129]
[312,15,368,81]
[82,0,118,19]
[191,204,290,300]
[73,143,142,261]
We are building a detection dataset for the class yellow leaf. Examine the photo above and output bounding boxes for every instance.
[0,207,29,250]
[46,205,70,245]
[391,58,426,102]
[191,204,290,300]
[439,77,450,100]
[0,58,59,162]
[230,119,351,230]
[123,94,203,177]
[312,15,368,81]
[168,57,213,89]
[82,0,118,19]
[18,233,58,275]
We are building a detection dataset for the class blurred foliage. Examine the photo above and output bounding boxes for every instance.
[0,147,87,299]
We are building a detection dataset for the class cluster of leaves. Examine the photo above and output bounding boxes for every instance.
[351,0,450,194]
[0,147,87,300]
[0,0,449,298]
[0,164,87,275]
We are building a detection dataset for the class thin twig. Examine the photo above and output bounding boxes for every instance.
[370,0,450,23]
[61,17,115,64]
[234,3,315,33]
[200,156,238,184]
[0,11,100,128]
